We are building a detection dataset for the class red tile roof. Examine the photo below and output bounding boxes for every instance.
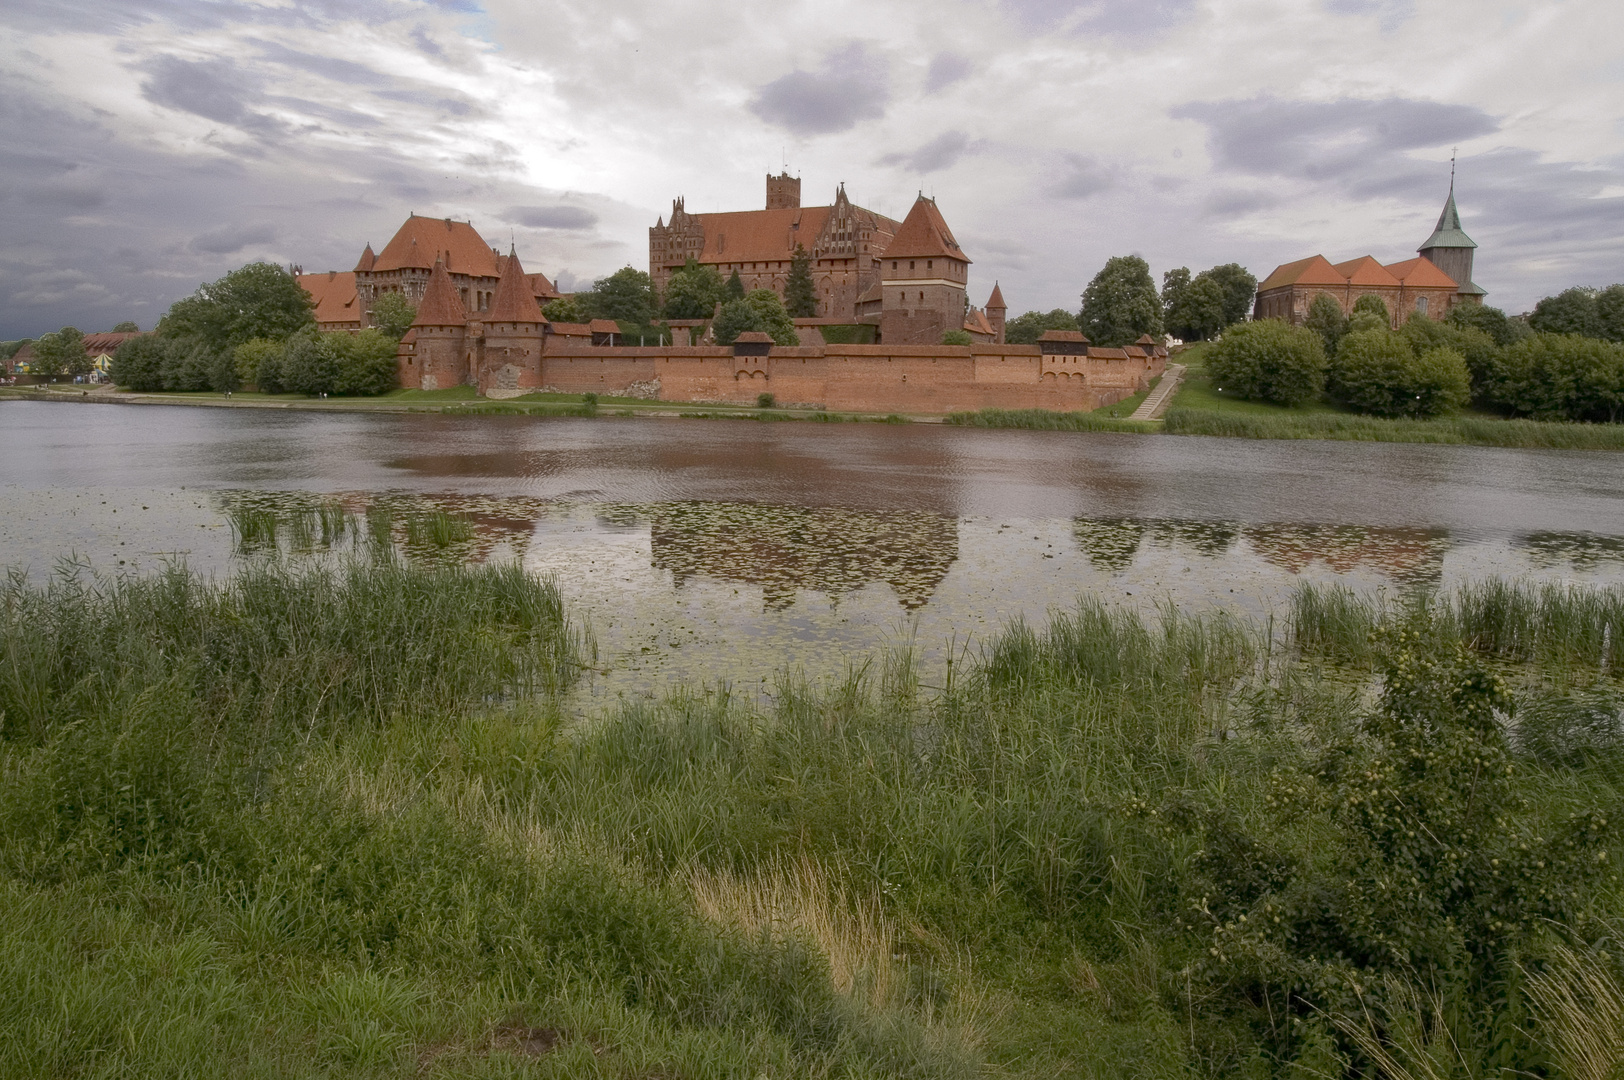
[1385,257,1458,289]
[81,332,141,355]
[526,271,561,301]
[964,309,994,336]
[548,322,592,337]
[885,196,968,262]
[1257,255,1346,292]
[297,270,360,327]
[695,206,831,264]
[588,319,620,333]
[410,259,468,327]
[1038,330,1088,342]
[374,215,500,277]
[486,248,544,323]
[986,282,1006,310]
[1333,255,1400,288]
[353,244,376,273]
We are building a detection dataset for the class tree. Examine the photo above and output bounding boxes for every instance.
[783,245,817,318]
[661,260,726,320]
[712,299,764,345]
[278,330,341,396]
[1169,275,1227,342]
[1530,287,1602,338]
[1447,303,1529,347]
[941,329,973,346]
[1490,333,1624,422]
[1350,293,1391,326]
[1596,283,1624,343]
[1331,328,1470,417]
[1202,263,1258,328]
[1303,293,1349,358]
[1003,309,1079,345]
[233,338,284,391]
[111,321,139,333]
[724,270,745,302]
[30,327,86,381]
[332,329,399,395]
[743,289,798,345]
[110,335,173,391]
[161,262,314,353]
[1204,319,1327,405]
[370,293,417,339]
[1079,255,1162,347]
[542,297,586,324]
[1401,315,1502,403]
[1160,267,1191,336]
[579,267,656,325]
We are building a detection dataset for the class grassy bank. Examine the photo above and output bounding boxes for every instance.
[1,559,1620,1077]
[943,408,1158,432]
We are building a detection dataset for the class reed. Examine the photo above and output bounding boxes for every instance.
[944,407,1156,432]
[1165,407,1624,450]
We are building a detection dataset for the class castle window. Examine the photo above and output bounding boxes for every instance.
[910,261,916,270]
[927,261,933,270]
[892,261,897,270]
[1417,296,1429,315]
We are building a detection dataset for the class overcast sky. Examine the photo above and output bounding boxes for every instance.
[3,0,1622,338]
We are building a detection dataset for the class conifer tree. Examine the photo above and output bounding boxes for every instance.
[724,270,745,301]
[784,245,817,318]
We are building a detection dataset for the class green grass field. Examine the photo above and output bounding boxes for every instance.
[1,553,1620,1078]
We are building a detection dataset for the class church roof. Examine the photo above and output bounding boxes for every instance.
[885,196,969,262]
[986,282,1006,310]
[1385,257,1458,290]
[297,270,360,326]
[1257,255,1346,292]
[353,244,376,273]
[410,259,468,327]
[487,247,544,323]
[1333,256,1401,288]
[374,215,502,276]
[1419,185,1476,251]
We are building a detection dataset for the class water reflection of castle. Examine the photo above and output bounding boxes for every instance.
[1074,517,1451,586]
[640,502,959,610]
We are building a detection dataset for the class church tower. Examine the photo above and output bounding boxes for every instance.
[1418,168,1486,304]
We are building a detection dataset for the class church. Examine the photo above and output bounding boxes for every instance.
[1253,179,1486,326]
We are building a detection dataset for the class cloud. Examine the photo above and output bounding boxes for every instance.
[924,52,972,93]
[879,131,971,173]
[140,54,264,128]
[503,204,598,230]
[1171,95,1498,196]
[1001,0,1195,35]
[188,223,279,255]
[749,42,890,136]
[1051,155,1116,199]
[1325,0,1415,32]
[1202,188,1277,217]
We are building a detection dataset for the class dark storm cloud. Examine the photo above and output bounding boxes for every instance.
[503,205,599,230]
[924,52,972,93]
[1051,155,1116,198]
[141,54,287,136]
[879,131,972,173]
[1203,188,1277,217]
[1171,95,1498,193]
[749,43,890,136]
[188,222,279,255]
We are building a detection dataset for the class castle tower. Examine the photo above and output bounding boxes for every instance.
[400,258,469,391]
[879,195,971,346]
[480,247,546,395]
[766,171,801,210]
[1418,172,1486,304]
[986,282,1007,344]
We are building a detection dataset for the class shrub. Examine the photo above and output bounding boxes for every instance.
[1351,293,1390,324]
[1203,319,1327,405]
[1331,329,1469,417]
[1490,332,1624,422]
[332,329,398,396]
[756,392,776,409]
[1401,316,1502,401]
[941,329,972,346]
[1302,293,1347,358]
[1448,302,1531,347]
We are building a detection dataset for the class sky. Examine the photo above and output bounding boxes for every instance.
[2,0,1622,339]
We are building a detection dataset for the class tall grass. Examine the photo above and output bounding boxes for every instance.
[1166,407,1624,450]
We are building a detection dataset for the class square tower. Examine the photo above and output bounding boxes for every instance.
[765,171,801,210]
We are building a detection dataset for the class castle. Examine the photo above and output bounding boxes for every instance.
[1254,180,1486,325]
[651,174,1007,346]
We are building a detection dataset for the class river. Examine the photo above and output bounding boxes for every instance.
[5,399,1623,702]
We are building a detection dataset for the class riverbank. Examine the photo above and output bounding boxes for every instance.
[1,558,1619,1079]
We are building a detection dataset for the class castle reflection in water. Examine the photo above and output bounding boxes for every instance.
[215,490,1624,611]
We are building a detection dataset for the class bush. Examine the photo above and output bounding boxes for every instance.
[1401,316,1502,401]
[1448,302,1530,347]
[1331,328,1469,417]
[1302,293,1347,358]
[1203,319,1327,405]
[1490,332,1624,422]
[332,329,399,396]
[941,329,972,346]
[712,299,763,346]
[1351,293,1390,324]
[109,335,172,391]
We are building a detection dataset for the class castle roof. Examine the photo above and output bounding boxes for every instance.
[487,247,545,323]
[297,270,360,326]
[885,196,969,262]
[526,271,561,302]
[1039,330,1089,343]
[1257,255,1345,292]
[81,332,141,355]
[965,308,994,336]
[374,215,501,277]
[410,259,468,327]
[986,282,1006,310]
[1385,257,1458,290]
[1419,184,1476,251]
[588,319,620,334]
[1333,256,1400,288]
[547,322,592,337]
[354,244,376,273]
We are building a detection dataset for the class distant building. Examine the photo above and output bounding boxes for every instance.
[1254,181,1486,326]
